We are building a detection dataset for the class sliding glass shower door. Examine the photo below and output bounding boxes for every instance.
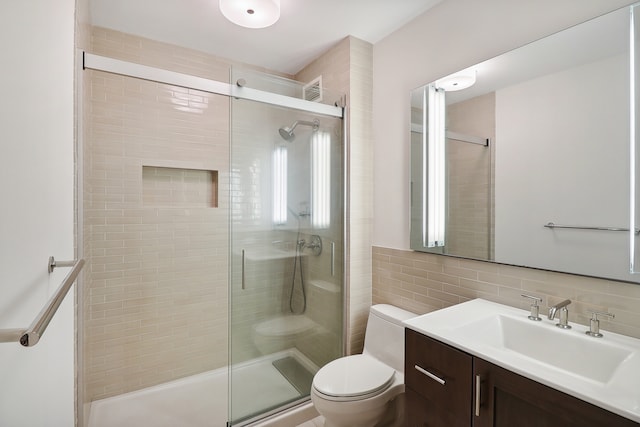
[228,71,344,425]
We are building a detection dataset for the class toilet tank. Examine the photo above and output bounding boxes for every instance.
[362,304,416,373]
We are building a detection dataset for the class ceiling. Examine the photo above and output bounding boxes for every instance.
[89,0,442,75]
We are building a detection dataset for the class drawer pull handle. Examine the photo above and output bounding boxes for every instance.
[475,374,481,417]
[414,365,446,385]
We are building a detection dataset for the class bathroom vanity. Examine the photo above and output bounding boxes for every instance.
[403,299,640,427]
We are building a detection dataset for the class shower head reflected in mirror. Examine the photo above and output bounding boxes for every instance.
[279,119,319,141]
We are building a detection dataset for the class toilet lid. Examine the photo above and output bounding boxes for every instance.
[312,355,395,399]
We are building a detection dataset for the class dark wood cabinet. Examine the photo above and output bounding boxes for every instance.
[473,358,638,427]
[405,328,473,427]
[405,329,639,427]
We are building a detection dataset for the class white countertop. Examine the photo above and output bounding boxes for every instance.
[403,298,640,423]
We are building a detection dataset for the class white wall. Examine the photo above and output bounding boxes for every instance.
[495,53,630,281]
[0,0,76,426]
[373,0,635,250]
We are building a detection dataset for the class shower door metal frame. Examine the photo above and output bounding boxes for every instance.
[82,53,343,119]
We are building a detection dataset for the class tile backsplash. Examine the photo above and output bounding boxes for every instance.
[373,246,640,339]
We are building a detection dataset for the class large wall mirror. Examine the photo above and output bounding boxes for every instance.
[410,4,640,283]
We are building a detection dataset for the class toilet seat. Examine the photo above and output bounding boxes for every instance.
[312,355,395,402]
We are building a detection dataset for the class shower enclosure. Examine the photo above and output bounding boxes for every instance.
[228,69,344,424]
[81,51,344,427]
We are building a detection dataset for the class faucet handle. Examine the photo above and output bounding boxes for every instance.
[586,310,615,338]
[521,294,543,321]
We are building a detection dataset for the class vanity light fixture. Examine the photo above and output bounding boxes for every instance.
[219,0,280,29]
[425,84,446,247]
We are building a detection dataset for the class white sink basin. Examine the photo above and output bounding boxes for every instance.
[404,298,640,423]
[451,314,633,383]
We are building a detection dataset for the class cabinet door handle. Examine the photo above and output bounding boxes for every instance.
[475,374,481,417]
[414,365,446,385]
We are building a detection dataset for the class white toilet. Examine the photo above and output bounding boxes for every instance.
[310,304,416,427]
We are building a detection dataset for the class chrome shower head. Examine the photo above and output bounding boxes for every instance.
[278,119,319,141]
[279,126,295,141]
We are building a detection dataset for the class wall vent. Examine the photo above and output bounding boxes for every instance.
[303,76,323,103]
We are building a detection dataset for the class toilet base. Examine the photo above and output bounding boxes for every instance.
[320,407,384,427]
[313,390,404,427]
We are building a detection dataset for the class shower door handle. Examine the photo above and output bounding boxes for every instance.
[241,249,246,290]
[331,242,335,276]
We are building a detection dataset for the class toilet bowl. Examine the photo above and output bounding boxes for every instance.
[310,304,416,427]
[252,314,316,355]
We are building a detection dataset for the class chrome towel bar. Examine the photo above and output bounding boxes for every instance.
[0,257,85,347]
[544,222,640,235]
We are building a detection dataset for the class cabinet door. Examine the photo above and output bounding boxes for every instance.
[404,387,431,427]
[405,329,473,427]
[474,358,639,427]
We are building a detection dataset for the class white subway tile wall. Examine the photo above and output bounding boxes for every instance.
[373,246,640,339]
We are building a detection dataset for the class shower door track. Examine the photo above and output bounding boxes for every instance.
[82,52,344,118]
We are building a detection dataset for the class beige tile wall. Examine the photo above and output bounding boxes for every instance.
[83,27,363,405]
[373,246,640,339]
[83,28,232,401]
[446,93,495,260]
[84,70,229,400]
[142,166,218,208]
[297,36,374,354]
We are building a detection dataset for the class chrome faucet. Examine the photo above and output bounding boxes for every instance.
[521,294,543,321]
[548,299,572,329]
[586,310,615,338]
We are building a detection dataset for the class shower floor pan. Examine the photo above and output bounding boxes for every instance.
[88,349,318,427]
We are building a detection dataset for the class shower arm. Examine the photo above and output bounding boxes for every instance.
[291,120,319,131]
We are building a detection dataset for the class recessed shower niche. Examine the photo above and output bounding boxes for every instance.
[142,165,218,208]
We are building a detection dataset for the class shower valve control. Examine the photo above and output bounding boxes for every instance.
[302,235,322,256]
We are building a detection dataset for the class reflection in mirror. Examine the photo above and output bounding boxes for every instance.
[411,5,637,283]
[411,83,493,259]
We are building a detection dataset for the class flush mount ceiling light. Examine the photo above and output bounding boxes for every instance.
[435,69,476,92]
[219,0,280,29]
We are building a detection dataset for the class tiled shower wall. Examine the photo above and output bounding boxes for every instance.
[227,100,343,369]
[297,37,374,354]
[83,28,236,401]
[83,27,368,403]
[373,246,640,339]
[83,81,228,399]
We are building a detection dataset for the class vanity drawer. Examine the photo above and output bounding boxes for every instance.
[405,328,473,426]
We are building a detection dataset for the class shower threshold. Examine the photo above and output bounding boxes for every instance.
[87,349,318,427]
